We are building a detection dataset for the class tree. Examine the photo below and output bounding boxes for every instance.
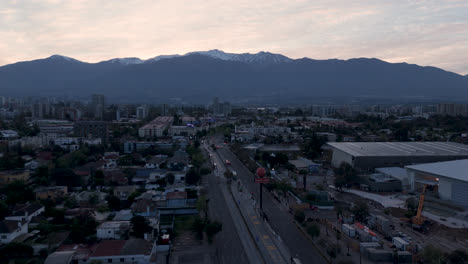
[0,201,11,220]
[307,223,320,239]
[93,170,105,186]
[191,153,205,169]
[127,191,141,204]
[406,197,418,216]
[351,201,369,222]
[64,196,78,209]
[196,195,208,220]
[420,244,445,264]
[200,167,211,175]
[447,249,467,264]
[4,181,35,205]
[106,195,121,211]
[294,210,306,224]
[131,215,152,238]
[88,193,99,206]
[204,220,222,243]
[53,168,82,187]
[327,245,338,263]
[185,168,200,185]
[69,214,98,243]
[334,162,357,188]
[166,173,175,185]
[0,243,34,260]
[192,217,205,240]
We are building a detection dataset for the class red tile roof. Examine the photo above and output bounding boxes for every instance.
[90,240,126,257]
[166,191,187,200]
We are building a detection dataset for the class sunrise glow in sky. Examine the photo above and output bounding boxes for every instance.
[1,0,468,74]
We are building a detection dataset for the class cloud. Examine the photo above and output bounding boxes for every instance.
[0,0,467,74]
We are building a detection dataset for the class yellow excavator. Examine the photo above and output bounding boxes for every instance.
[412,184,427,230]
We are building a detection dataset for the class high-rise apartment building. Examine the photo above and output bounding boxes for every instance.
[136,105,149,120]
[91,94,105,120]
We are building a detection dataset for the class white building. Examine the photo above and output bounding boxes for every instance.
[0,220,28,244]
[5,203,45,223]
[96,221,130,240]
[89,239,155,263]
[406,159,468,206]
[136,105,149,120]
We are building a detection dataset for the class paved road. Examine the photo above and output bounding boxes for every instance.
[217,146,327,264]
[201,146,257,264]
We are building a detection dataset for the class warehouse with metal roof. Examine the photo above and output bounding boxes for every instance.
[406,159,468,206]
[327,142,468,171]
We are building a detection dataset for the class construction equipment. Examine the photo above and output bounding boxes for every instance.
[412,184,427,230]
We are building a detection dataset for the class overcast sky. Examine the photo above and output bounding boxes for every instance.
[1,0,468,75]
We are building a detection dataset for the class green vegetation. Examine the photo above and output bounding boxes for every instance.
[307,223,320,239]
[294,210,306,224]
[131,215,152,238]
[2,181,35,205]
[191,216,222,243]
[351,201,369,222]
[185,168,201,185]
[334,162,357,189]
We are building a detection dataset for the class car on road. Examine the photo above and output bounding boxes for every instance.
[225,160,231,165]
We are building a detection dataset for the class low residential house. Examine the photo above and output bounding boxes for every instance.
[168,150,189,171]
[101,152,119,169]
[53,244,98,264]
[0,220,28,244]
[0,130,19,140]
[114,185,137,200]
[113,209,134,221]
[74,162,100,184]
[36,151,55,161]
[96,221,130,240]
[133,169,155,184]
[89,239,154,264]
[24,160,40,171]
[132,198,159,217]
[44,251,74,264]
[165,183,187,193]
[289,157,321,173]
[166,192,187,208]
[0,170,30,186]
[145,155,166,169]
[34,186,68,201]
[167,171,185,183]
[6,203,45,223]
[74,191,107,208]
[54,137,79,151]
[132,191,166,217]
[103,169,128,185]
[64,208,95,220]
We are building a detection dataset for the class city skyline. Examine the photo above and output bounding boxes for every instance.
[1,0,468,75]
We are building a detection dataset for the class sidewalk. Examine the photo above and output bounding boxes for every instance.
[231,181,290,264]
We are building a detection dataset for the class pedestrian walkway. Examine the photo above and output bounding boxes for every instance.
[231,181,290,264]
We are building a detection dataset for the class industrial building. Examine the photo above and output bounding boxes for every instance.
[406,159,468,207]
[327,142,468,171]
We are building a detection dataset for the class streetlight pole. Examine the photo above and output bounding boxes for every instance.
[260,183,263,210]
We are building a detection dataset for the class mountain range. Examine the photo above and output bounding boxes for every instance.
[0,49,467,104]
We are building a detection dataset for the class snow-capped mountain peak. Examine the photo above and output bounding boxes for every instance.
[187,49,292,64]
[47,55,81,63]
[146,54,181,63]
[108,57,144,65]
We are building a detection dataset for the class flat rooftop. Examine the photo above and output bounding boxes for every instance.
[406,159,468,182]
[327,142,468,157]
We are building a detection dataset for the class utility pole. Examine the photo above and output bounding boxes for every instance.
[260,183,263,210]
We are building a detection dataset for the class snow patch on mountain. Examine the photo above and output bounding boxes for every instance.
[187,49,292,64]
[147,54,181,62]
[108,57,144,65]
[47,55,81,63]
